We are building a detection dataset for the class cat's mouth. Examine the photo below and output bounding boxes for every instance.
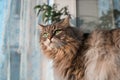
[43,38,66,49]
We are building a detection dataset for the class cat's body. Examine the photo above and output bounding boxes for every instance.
[84,29,120,80]
[39,17,120,80]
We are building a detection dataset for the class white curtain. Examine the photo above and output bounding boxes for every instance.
[0,0,54,80]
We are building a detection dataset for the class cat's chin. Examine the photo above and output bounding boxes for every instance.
[49,42,65,49]
[44,42,65,50]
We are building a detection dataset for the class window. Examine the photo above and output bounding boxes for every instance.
[113,0,120,27]
[76,0,120,32]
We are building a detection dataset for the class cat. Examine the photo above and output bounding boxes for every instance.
[39,16,120,80]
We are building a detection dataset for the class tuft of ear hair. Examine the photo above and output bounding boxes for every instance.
[57,15,71,28]
[38,24,45,31]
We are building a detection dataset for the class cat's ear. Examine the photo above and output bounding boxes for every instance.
[58,15,70,27]
[38,24,45,31]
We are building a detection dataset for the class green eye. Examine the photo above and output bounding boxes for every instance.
[42,33,49,38]
[55,30,62,35]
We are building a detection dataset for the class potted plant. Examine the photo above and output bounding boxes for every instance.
[34,3,70,24]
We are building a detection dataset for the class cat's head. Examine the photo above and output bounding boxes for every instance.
[39,16,81,56]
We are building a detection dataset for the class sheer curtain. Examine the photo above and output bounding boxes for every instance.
[0,0,54,80]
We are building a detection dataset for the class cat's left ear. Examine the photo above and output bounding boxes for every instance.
[58,15,70,28]
[38,24,45,31]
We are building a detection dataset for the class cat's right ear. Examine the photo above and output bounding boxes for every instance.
[38,24,45,31]
[57,15,70,28]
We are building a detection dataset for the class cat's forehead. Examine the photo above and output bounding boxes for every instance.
[42,24,62,32]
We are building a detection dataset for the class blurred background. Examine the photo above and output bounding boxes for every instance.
[0,0,120,80]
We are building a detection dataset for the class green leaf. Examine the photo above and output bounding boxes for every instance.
[37,9,42,16]
[52,4,57,10]
[47,6,52,11]
[34,5,41,10]
[34,3,70,23]
[42,12,45,21]
[34,5,43,16]
[44,18,49,23]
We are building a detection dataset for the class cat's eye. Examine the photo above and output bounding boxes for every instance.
[55,30,62,35]
[42,33,49,38]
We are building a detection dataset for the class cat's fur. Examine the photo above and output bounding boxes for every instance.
[39,16,120,80]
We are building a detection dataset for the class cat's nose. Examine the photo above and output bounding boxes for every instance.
[48,34,53,41]
[48,36,52,40]
[48,36,53,42]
